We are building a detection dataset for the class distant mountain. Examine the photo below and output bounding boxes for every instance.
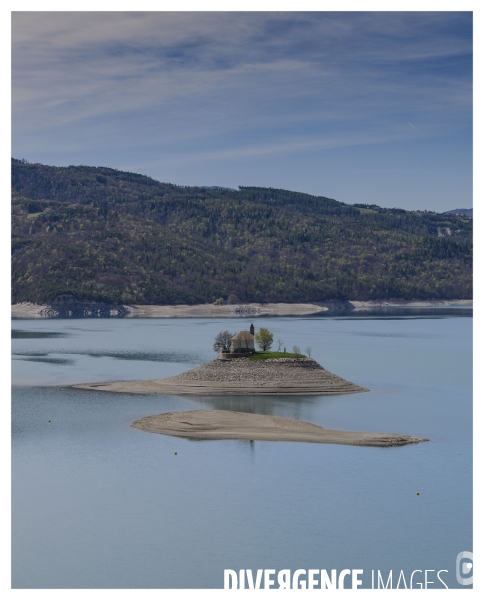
[442,208,472,217]
[11,158,472,305]
[202,186,237,191]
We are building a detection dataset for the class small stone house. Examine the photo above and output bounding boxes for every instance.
[230,325,255,354]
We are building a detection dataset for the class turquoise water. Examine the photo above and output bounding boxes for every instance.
[11,312,472,588]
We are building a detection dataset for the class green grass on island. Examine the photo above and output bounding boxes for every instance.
[250,351,307,360]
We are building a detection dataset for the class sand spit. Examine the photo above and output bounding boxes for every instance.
[131,409,429,447]
[74,357,369,396]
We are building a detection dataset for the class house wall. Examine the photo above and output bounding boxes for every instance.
[230,334,255,353]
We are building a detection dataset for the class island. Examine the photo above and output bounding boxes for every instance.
[75,324,369,396]
[73,326,428,447]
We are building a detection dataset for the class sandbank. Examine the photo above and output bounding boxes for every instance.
[131,409,428,447]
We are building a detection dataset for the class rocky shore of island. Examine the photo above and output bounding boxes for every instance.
[74,356,368,396]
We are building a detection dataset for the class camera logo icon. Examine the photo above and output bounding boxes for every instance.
[456,551,473,585]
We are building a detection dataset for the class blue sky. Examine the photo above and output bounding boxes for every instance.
[11,11,472,211]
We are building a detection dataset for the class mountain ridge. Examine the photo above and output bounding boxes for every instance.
[11,158,472,305]
[442,208,473,217]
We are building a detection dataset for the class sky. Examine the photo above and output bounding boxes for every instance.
[11,10,473,212]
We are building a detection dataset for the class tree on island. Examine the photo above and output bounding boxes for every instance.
[213,330,233,353]
[255,328,274,351]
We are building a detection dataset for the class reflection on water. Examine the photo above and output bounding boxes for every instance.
[84,350,202,363]
[12,350,202,364]
[326,306,472,319]
[17,357,76,365]
[191,394,325,418]
[12,352,49,357]
[11,330,68,339]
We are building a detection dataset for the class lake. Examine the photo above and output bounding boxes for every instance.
[11,309,472,588]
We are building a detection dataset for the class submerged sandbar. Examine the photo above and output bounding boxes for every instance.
[131,409,428,447]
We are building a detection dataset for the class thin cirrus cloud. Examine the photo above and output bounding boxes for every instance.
[11,11,472,210]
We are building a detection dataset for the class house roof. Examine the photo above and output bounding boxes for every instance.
[232,331,254,341]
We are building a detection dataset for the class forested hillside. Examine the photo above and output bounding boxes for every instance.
[11,158,472,305]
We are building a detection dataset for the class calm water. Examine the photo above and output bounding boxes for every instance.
[12,311,472,588]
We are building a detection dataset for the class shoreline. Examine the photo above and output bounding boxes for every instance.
[131,409,429,447]
[11,298,472,319]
